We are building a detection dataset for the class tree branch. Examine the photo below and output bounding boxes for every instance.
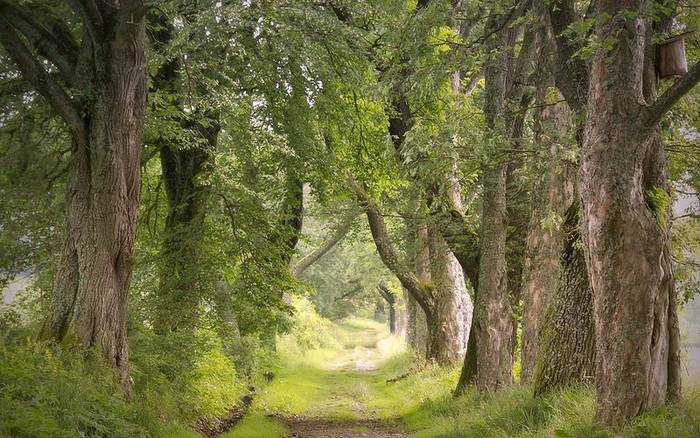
[290,210,358,277]
[377,285,396,304]
[66,0,104,45]
[349,178,433,313]
[0,18,85,141]
[0,1,79,83]
[646,60,700,125]
[543,0,589,111]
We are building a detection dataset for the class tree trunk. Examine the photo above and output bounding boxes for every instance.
[291,211,356,277]
[395,289,408,337]
[352,180,438,359]
[156,142,214,333]
[533,203,594,395]
[475,161,513,390]
[378,285,397,334]
[149,10,219,334]
[213,280,244,363]
[474,12,514,391]
[388,303,396,334]
[38,10,147,397]
[455,319,478,395]
[406,294,428,355]
[428,222,471,364]
[580,1,682,423]
[410,216,431,356]
[520,75,574,382]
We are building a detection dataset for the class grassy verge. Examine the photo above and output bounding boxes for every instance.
[226,315,700,438]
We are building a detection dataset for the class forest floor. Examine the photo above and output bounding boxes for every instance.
[220,319,411,438]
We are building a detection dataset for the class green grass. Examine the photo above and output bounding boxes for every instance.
[218,413,287,438]
[252,318,403,420]
[228,314,700,438]
[8,309,695,438]
[224,317,411,436]
[398,381,700,438]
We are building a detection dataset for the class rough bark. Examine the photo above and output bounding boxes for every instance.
[475,161,513,390]
[533,203,594,395]
[2,2,149,397]
[408,217,430,355]
[520,43,575,381]
[427,220,471,363]
[580,1,691,423]
[474,9,522,391]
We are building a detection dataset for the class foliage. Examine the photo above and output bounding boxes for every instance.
[287,296,342,351]
[0,341,148,438]
[646,186,671,229]
[0,327,248,437]
[1,0,700,436]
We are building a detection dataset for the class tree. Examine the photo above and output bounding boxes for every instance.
[351,180,462,363]
[291,210,358,277]
[579,0,700,423]
[0,0,147,396]
[518,0,597,394]
[377,284,397,334]
[532,203,594,395]
[473,2,533,391]
[148,6,219,335]
[520,14,576,383]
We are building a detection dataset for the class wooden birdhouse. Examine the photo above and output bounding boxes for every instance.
[657,34,689,79]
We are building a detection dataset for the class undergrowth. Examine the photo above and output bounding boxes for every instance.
[2,298,698,438]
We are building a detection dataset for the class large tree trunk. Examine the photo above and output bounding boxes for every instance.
[520,73,574,382]
[38,9,147,397]
[474,12,515,391]
[580,1,683,423]
[149,10,219,334]
[533,203,594,395]
[475,161,513,390]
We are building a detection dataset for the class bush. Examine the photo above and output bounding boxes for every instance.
[182,336,246,421]
[0,326,248,438]
[0,341,147,438]
[288,296,341,351]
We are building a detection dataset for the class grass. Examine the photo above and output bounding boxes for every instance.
[15,307,691,438]
[218,413,287,438]
[225,315,700,438]
[396,377,700,437]
[224,317,410,435]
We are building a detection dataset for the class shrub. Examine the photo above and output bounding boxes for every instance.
[288,296,341,351]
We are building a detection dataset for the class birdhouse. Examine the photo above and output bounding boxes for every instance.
[657,34,688,79]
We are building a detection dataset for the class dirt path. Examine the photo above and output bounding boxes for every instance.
[224,320,408,438]
[279,323,406,438]
[281,416,405,438]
